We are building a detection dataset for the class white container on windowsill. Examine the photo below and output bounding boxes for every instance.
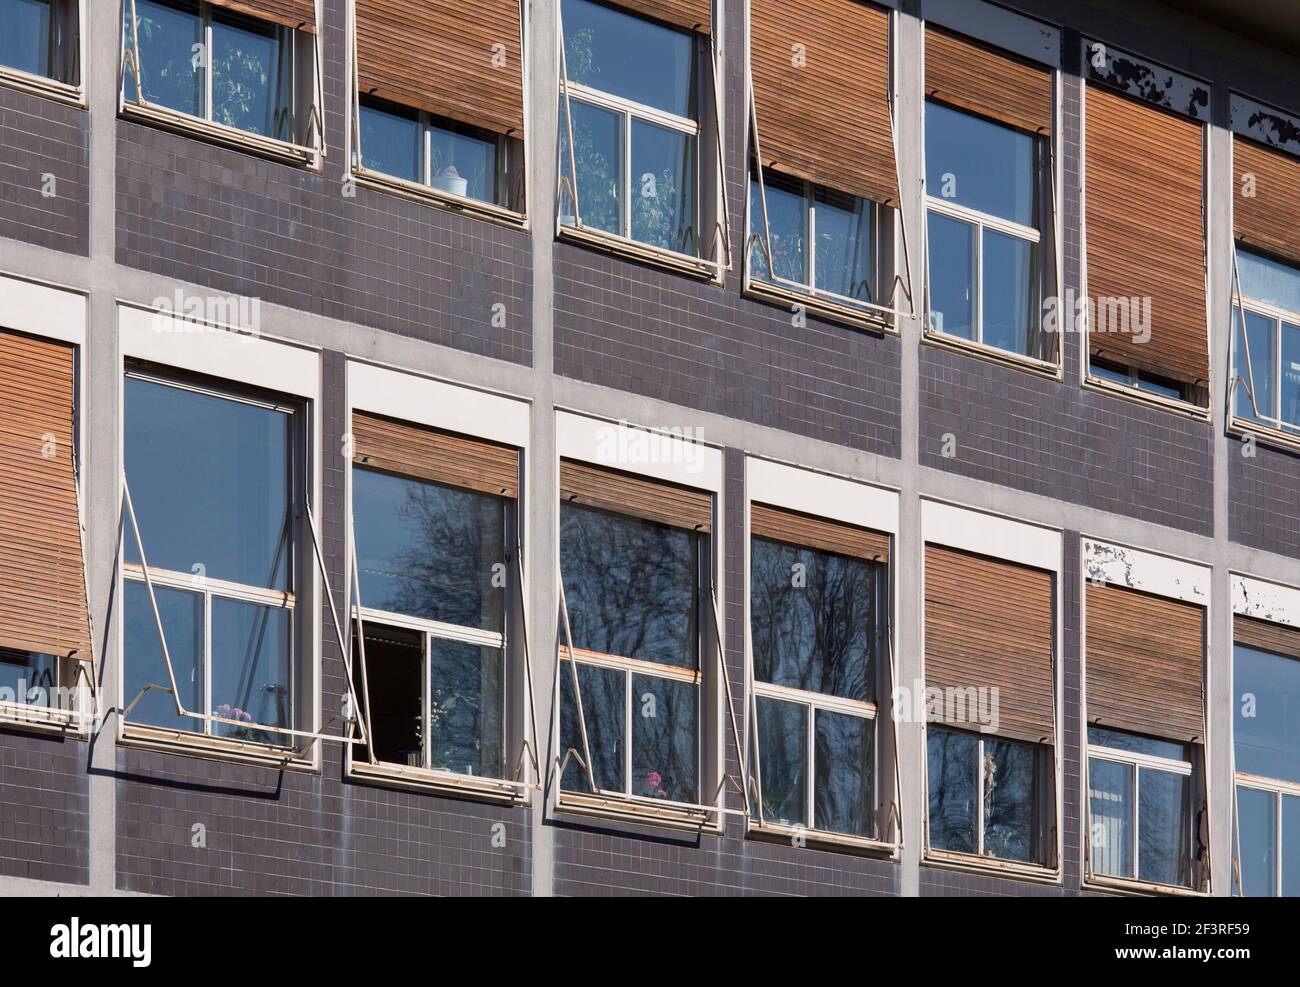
[431,166,468,197]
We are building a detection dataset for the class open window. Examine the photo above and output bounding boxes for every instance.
[120,0,323,164]
[350,0,525,220]
[0,0,80,100]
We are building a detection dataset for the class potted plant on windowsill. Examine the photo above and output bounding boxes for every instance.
[431,165,468,197]
[214,703,261,743]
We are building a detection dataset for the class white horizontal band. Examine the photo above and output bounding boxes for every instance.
[747,456,898,535]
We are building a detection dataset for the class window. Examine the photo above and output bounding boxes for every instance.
[926,101,1047,361]
[559,0,703,258]
[122,372,302,748]
[1087,727,1192,888]
[0,0,77,88]
[928,728,1040,863]
[1233,248,1300,436]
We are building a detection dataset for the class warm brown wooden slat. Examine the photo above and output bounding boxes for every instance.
[356,0,524,136]
[923,544,1055,744]
[925,25,1052,135]
[560,460,711,533]
[208,0,316,32]
[750,502,889,563]
[0,329,92,662]
[352,411,520,499]
[1085,84,1208,388]
[1086,583,1205,743]
[751,0,898,206]
[607,0,710,33]
[1233,136,1300,269]
[1235,615,1300,663]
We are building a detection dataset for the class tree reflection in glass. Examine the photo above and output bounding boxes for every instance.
[928,728,978,853]
[755,696,807,827]
[815,709,873,836]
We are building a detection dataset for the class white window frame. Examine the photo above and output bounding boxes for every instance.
[0,0,83,105]
[1233,774,1300,897]
[1230,278,1300,442]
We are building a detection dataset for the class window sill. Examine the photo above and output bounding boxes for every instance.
[747,821,898,858]
[120,99,319,168]
[1083,873,1208,897]
[555,789,726,835]
[347,758,529,805]
[1228,416,1300,455]
[744,277,896,334]
[557,221,721,283]
[0,66,83,108]
[923,327,1061,380]
[119,722,318,771]
[353,167,528,232]
[0,702,89,739]
[1082,373,1210,421]
[924,848,1061,886]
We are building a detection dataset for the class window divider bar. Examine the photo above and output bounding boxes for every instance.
[886,599,904,847]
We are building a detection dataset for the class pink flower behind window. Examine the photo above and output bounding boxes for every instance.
[645,770,662,790]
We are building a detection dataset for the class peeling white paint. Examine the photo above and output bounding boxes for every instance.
[1083,538,1210,604]
[1230,92,1300,157]
[1232,574,1300,629]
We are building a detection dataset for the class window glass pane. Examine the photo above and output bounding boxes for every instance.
[754,695,807,828]
[1234,786,1277,897]
[428,638,504,779]
[927,728,978,854]
[561,503,699,669]
[1233,644,1300,785]
[814,188,874,302]
[126,377,293,590]
[748,172,806,284]
[354,623,422,767]
[359,101,421,184]
[982,229,1037,357]
[211,14,287,138]
[559,661,624,792]
[210,597,291,743]
[1135,374,1182,401]
[562,0,695,117]
[750,537,880,702]
[353,466,506,633]
[0,649,57,709]
[1281,322,1300,427]
[927,212,977,340]
[1088,757,1134,878]
[123,581,204,733]
[815,709,874,837]
[2,0,51,77]
[1233,309,1277,421]
[429,119,498,204]
[1138,766,1190,886]
[983,738,1037,862]
[631,673,696,802]
[1284,795,1300,897]
[560,99,623,236]
[1090,361,1131,387]
[1239,248,1300,317]
[1087,726,1187,763]
[127,0,202,116]
[925,101,1036,226]
[630,119,695,254]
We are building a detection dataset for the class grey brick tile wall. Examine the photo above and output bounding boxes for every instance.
[0,86,88,255]
[0,728,88,885]
[1229,441,1300,558]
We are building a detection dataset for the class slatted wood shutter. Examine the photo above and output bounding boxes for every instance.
[356,0,524,136]
[750,0,898,206]
[923,545,1054,744]
[560,460,711,533]
[924,26,1052,135]
[1235,615,1300,663]
[1233,136,1300,269]
[750,503,889,563]
[209,0,316,32]
[608,0,711,33]
[352,411,520,498]
[0,330,92,661]
[1085,84,1208,389]
[1086,583,1205,743]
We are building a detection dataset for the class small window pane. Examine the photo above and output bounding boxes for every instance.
[983,738,1036,862]
[1087,726,1187,764]
[123,581,204,733]
[1281,322,1300,427]
[814,709,874,837]
[1238,248,1300,317]
[127,0,203,116]
[0,649,57,709]
[928,212,977,340]
[1138,766,1190,887]
[560,99,624,236]
[925,101,1036,226]
[814,188,874,302]
[2,0,51,78]
[429,119,498,205]
[559,661,624,792]
[354,623,423,767]
[1088,757,1134,878]
[927,728,978,854]
[1234,786,1277,897]
[754,695,807,828]
[1284,795,1300,896]
[630,673,697,802]
[428,638,504,779]
[1232,309,1276,422]
[1233,644,1300,786]
[748,172,807,284]
[211,14,289,138]
[210,597,291,744]
[630,119,695,254]
[359,101,422,184]
[982,229,1037,357]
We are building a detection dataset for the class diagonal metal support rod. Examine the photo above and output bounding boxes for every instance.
[708,583,750,818]
[347,517,378,764]
[557,570,599,794]
[885,600,904,846]
[513,534,541,785]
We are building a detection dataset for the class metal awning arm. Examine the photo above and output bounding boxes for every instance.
[557,572,599,793]
[556,6,582,228]
[709,26,732,268]
[708,583,750,818]
[886,608,904,846]
[513,536,542,785]
[347,518,378,764]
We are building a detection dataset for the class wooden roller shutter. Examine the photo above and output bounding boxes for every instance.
[352,411,519,498]
[356,0,524,136]
[1086,583,1205,743]
[607,0,711,33]
[561,460,711,533]
[1085,84,1208,388]
[924,26,1052,135]
[208,0,316,32]
[751,0,898,206]
[0,330,92,661]
[923,545,1054,744]
[1233,136,1300,269]
[750,503,888,563]
[1235,615,1300,663]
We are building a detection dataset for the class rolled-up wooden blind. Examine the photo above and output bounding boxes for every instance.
[1086,583,1204,743]
[751,503,889,563]
[356,0,524,136]
[751,0,898,207]
[1085,84,1207,389]
[924,26,1052,135]
[924,545,1054,744]
[208,0,316,32]
[1235,615,1300,662]
[607,0,711,33]
[352,412,519,498]
[0,330,92,661]
[1233,136,1300,269]
[561,460,711,533]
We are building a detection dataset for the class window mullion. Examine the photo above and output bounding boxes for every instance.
[806,701,816,829]
[1277,789,1284,897]
[623,110,632,239]
[423,631,432,770]
[976,737,985,857]
[623,666,633,796]
[203,587,213,736]
[805,184,815,288]
[203,15,213,123]
[975,222,985,345]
